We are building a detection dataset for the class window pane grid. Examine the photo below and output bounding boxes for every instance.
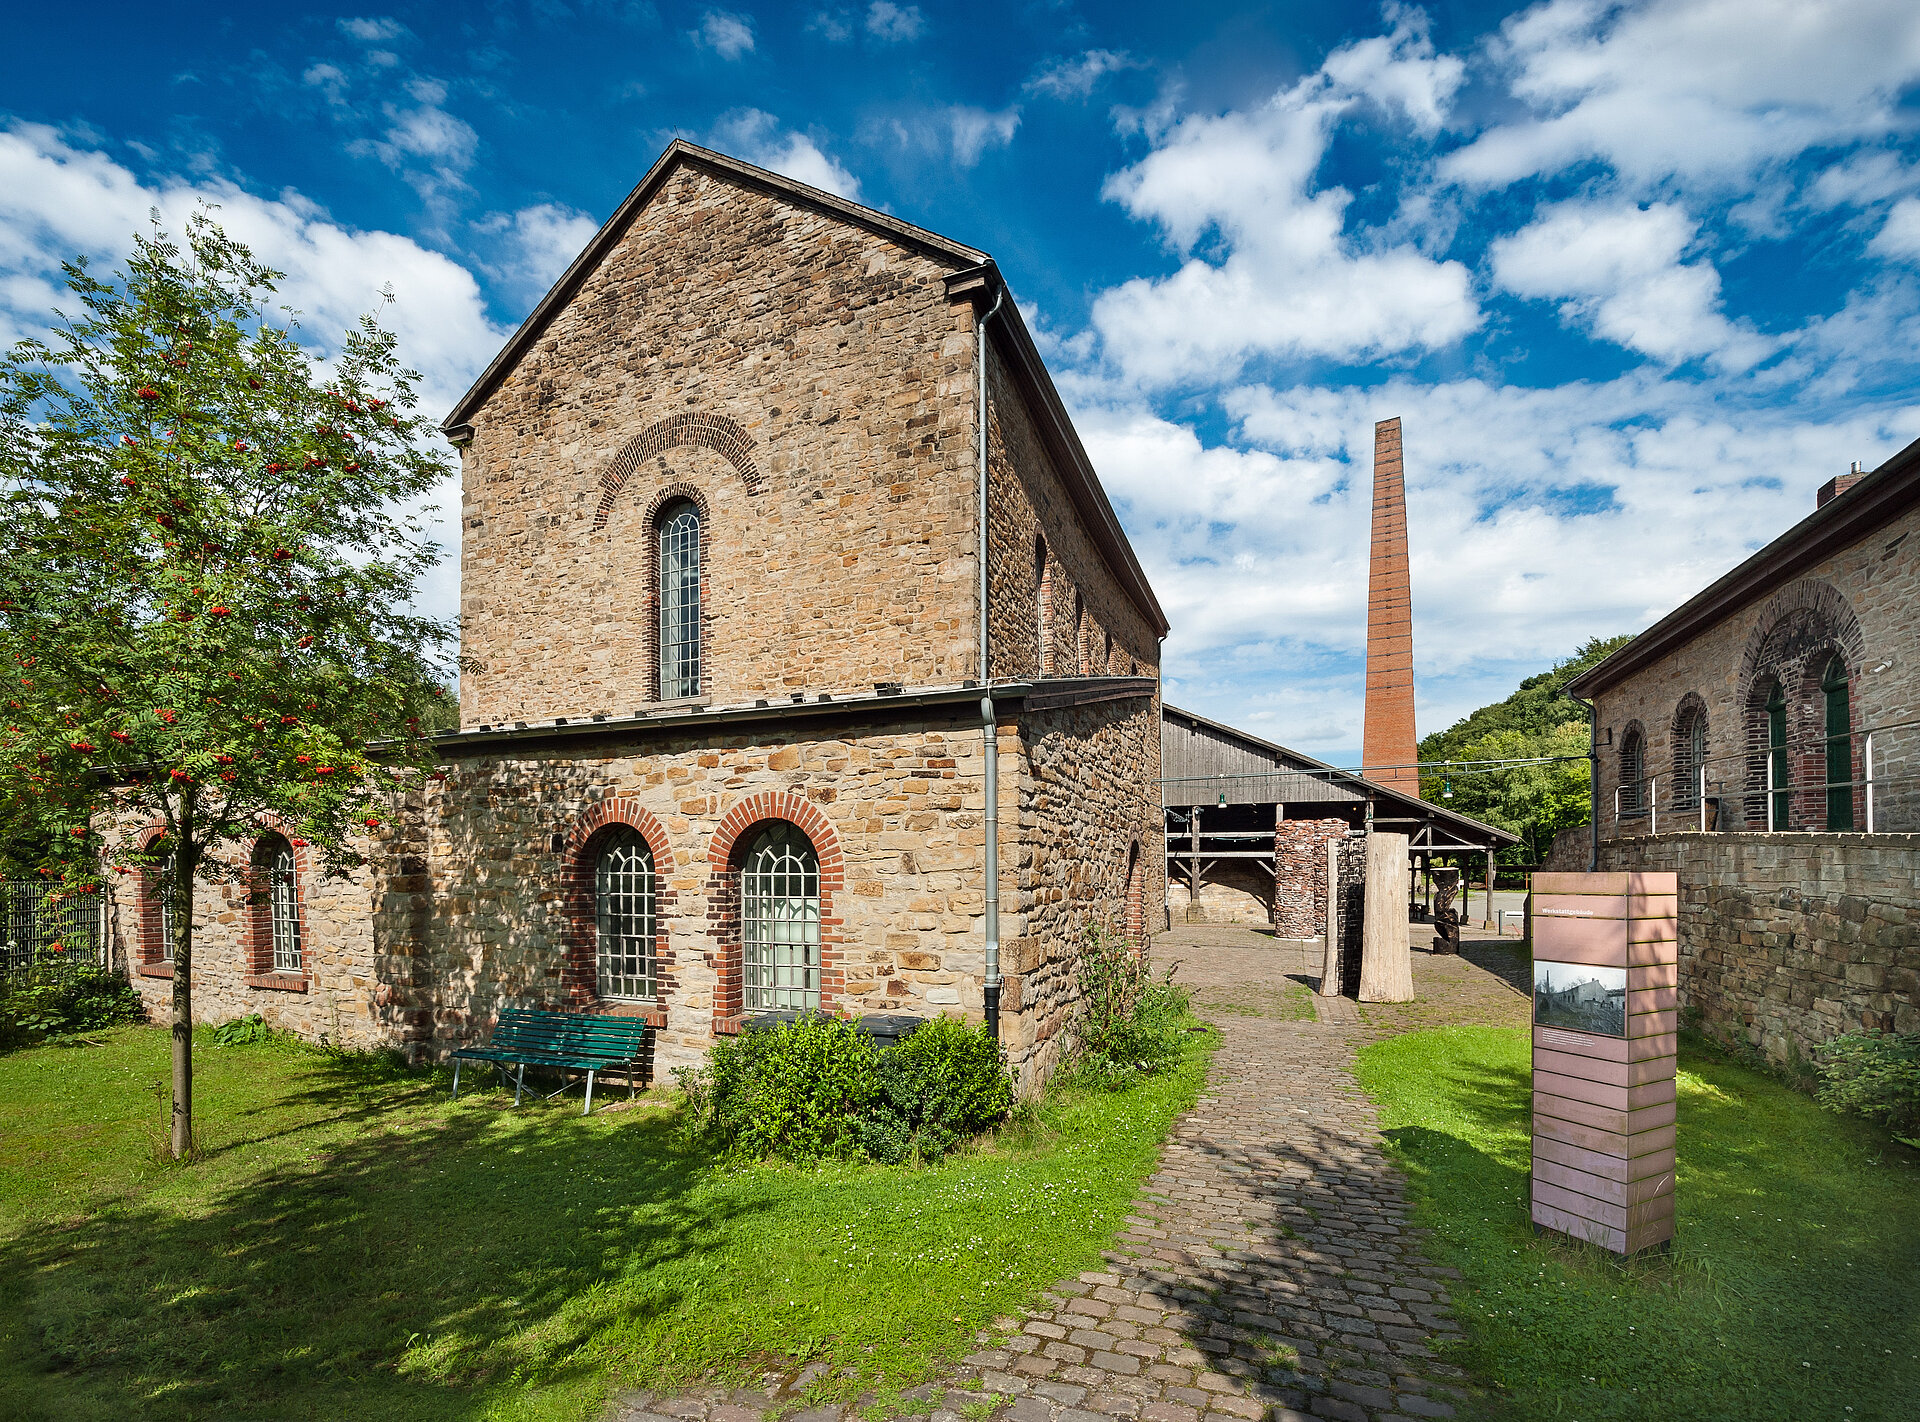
[741,826,820,1013]
[596,832,656,1000]
[269,848,302,974]
[660,506,701,699]
[159,894,174,963]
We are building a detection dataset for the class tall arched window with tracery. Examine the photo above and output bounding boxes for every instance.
[1823,654,1854,830]
[658,499,701,699]
[265,840,301,974]
[595,827,657,1000]
[1766,681,1790,827]
[1619,726,1646,818]
[1035,534,1052,675]
[1672,701,1708,811]
[741,824,820,1012]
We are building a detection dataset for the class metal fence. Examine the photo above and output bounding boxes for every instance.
[1612,714,1920,835]
[0,881,108,982]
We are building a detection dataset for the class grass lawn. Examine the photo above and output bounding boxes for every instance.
[0,1023,1213,1422]
[1356,1024,1920,1422]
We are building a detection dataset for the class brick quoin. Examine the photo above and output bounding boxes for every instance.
[560,798,676,1026]
[1362,416,1419,795]
[703,792,847,1037]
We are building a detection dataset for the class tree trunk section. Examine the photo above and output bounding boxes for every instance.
[1359,832,1413,1003]
[169,800,196,1159]
[1317,840,1342,995]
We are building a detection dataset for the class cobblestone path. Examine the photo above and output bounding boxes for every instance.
[610,929,1528,1422]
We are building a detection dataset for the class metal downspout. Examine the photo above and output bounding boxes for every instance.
[1573,692,1599,872]
[978,282,1006,1040]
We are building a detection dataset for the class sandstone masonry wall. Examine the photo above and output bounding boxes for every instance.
[1545,827,1919,1066]
[1592,500,1920,838]
[1000,693,1162,1091]
[457,165,980,726]
[983,353,1159,682]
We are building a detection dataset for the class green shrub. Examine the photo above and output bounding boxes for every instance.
[679,1012,1014,1165]
[692,1012,880,1162]
[1069,926,1192,1087]
[858,1015,1013,1163]
[0,958,144,1045]
[1816,1030,1920,1138]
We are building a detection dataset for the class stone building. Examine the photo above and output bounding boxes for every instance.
[114,141,1169,1091]
[1555,436,1920,1063]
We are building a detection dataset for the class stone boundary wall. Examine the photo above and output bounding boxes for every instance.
[1545,826,1919,1064]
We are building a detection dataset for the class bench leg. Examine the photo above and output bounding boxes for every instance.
[452,1059,462,1100]
[583,1069,596,1116]
[514,1063,526,1108]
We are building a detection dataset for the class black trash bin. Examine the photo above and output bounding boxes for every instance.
[858,1013,925,1050]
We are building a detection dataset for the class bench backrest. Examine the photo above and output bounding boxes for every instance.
[490,1008,649,1062]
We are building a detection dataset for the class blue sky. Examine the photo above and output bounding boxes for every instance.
[4,1,1919,765]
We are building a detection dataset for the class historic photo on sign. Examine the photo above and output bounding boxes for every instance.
[1533,961,1628,1038]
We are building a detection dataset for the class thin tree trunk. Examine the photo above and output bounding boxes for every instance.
[169,793,197,1159]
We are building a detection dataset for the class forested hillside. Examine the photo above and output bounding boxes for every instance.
[1417,634,1633,863]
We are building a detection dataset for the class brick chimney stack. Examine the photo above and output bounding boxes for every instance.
[1362,417,1420,794]
[1817,460,1867,508]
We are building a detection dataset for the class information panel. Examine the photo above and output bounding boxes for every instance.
[1528,871,1678,1255]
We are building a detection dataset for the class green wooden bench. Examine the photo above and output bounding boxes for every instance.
[450,1008,650,1114]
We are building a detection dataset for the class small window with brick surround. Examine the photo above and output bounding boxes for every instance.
[595,827,657,1000]
[1619,726,1646,818]
[1035,534,1051,675]
[1823,654,1853,830]
[658,500,701,699]
[249,834,303,976]
[741,824,820,1012]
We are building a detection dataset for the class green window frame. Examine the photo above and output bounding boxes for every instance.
[1766,682,1789,828]
[1823,656,1853,831]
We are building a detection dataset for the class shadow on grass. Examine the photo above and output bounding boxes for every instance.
[1360,1027,1920,1422]
[0,1051,761,1422]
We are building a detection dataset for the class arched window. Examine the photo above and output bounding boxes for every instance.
[1104,631,1113,674]
[1619,726,1645,817]
[741,824,820,1013]
[1823,654,1853,830]
[1766,681,1790,828]
[1672,701,1708,810]
[264,840,301,974]
[595,828,656,1000]
[1073,590,1087,674]
[658,500,701,699]
[1035,534,1052,675]
[141,836,175,965]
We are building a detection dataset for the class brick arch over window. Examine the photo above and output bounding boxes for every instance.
[1670,693,1710,812]
[1736,579,1865,702]
[1618,719,1648,818]
[591,412,762,530]
[704,792,846,1036]
[1123,840,1145,946]
[131,823,172,973]
[243,824,313,990]
[561,798,676,1023]
[638,482,714,701]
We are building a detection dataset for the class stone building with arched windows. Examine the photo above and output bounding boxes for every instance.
[112,142,1168,1091]
[1556,436,1920,1063]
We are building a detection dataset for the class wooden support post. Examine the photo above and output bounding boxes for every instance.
[1188,806,1201,922]
[1359,833,1413,1002]
[1486,849,1496,929]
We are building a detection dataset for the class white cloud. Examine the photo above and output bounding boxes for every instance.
[949,106,1019,167]
[1088,15,1478,388]
[1321,2,1463,133]
[1808,150,1920,210]
[302,62,350,107]
[865,2,922,43]
[1489,200,1772,369]
[338,16,407,43]
[1027,50,1138,100]
[1869,198,1920,262]
[692,9,755,60]
[1446,0,1920,190]
[473,202,599,305]
[807,9,853,42]
[1074,374,1919,749]
[709,110,861,199]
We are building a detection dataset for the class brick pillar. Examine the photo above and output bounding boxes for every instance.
[1363,417,1419,794]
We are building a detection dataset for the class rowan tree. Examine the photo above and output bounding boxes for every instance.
[0,212,455,1157]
